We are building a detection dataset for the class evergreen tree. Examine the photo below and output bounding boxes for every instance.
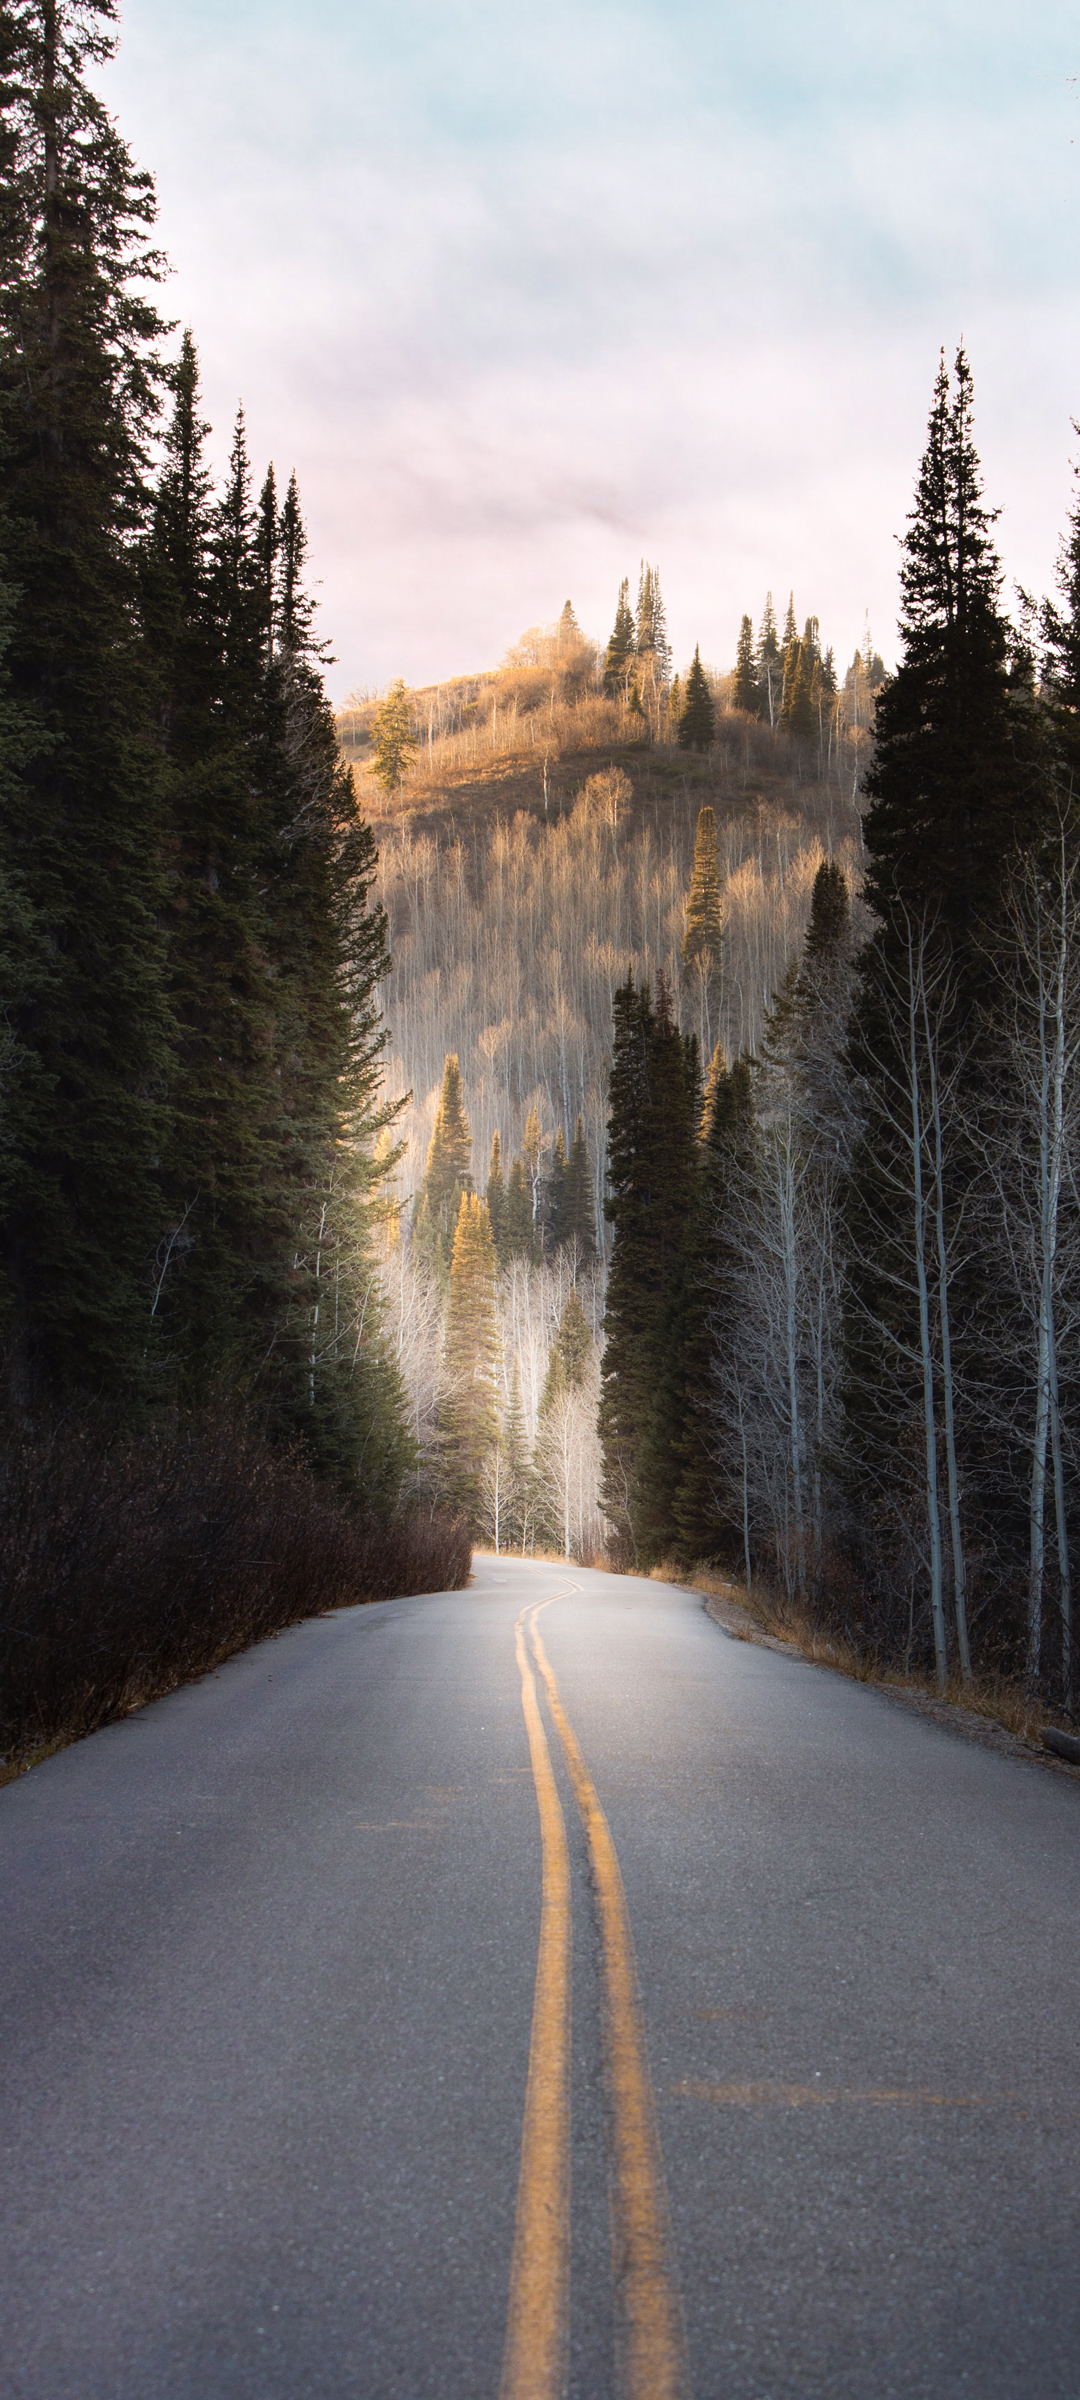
[667,673,681,735]
[371,678,417,796]
[804,857,850,961]
[555,1285,592,1386]
[437,1192,500,1528]
[505,1153,538,1263]
[785,618,819,739]
[682,806,724,983]
[602,577,635,696]
[598,973,697,1559]
[780,591,799,713]
[756,592,781,725]
[844,347,1044,1646]
[635,562,672,681]
[497,1357,531,1551]
[147,384,289,1402]
[669,1050,756,1563]
[562,1115,596,1266]
[677,646,715,751]
[485,1129,508,1261]
[414,1053,472,1277]
[733,614,758,714]
[0,0,174,1408]
[545,1124,568,1249]
[556,599,581,652]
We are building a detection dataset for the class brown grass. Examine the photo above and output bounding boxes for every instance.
[651,1561,1078,1754]
[0,1421,470,1781]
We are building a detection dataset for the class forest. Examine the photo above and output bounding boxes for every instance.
[2,0,1079,1768]
[0,0,467,1768]
[351,376,1080,1723]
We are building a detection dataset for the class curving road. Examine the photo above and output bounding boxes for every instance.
[1,1556,1078,2398]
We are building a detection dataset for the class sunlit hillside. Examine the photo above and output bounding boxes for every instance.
[338,615,880,1243]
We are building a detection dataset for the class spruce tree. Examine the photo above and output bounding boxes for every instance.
[563,1116,596,1266]
[371,679,417,797]
[555,1285,592,1386]
[437,1192,500,1528]
[602,577,635,696]
[505,1154,538,1263]
[756,592,781,725]
[844,348,1043,1635]
[677,646,715,751]
[0,0,174,1408]
[733,614,758,714]
[545,1124,568,1249]
[414,1053,472,1277]
[669,1050,756,1563]
[485,1129,508,1261]
[785,619,819,739]
[499,1358,531,1550]
[598,974,697,1559]
[635,562,671,682]
[682,806,724,983]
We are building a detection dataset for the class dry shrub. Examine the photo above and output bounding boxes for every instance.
[0,1421,470,1770]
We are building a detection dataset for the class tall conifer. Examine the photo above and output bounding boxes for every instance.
[733,614,758,714]
[602,577,635,696]
[678,646,715,751]
[437,1191,500,1527]
[414,1053,472,1277]
[0,0,173,1406]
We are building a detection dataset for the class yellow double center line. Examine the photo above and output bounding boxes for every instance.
[501,1593,690,2400]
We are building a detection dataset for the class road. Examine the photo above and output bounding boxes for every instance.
[1,1556,1078,2399]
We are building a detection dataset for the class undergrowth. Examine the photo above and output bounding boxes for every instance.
[0,1420,470,1780]
[651,1560,1078,1751]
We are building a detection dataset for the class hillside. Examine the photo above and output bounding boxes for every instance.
[338,629,874,1240]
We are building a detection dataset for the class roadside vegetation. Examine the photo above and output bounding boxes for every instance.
[0,1421,468,1782]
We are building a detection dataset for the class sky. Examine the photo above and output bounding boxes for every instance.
[101,0,1080,704]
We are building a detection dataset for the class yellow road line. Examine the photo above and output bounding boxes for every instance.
[528,1607,691,2400]
[500,1602,574,2400]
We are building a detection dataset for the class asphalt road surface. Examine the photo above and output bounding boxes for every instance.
[2,1557,1078,2399]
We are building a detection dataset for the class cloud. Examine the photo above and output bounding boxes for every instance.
[104,0,1080,695]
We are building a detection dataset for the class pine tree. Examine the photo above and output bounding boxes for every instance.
[635,562,671,681]
[669,1050,756,1563]
[844,347,1044,1649]
[804,858,850,961]
[563,1115,596,1266]
[371,678,417,796]
[756,593,781,725]
[485,1129,508,1261]
[602,577,635,696]
[733,614,758,714]
[505,1154,538,1263]
[682,806,724,982]
[414,1053,472,1277]
[785,619,819,739]
[545,1124,568,1249]
[497,1358,531,1551]
[599,974,697,1559]
[556,599,581,653]
[0,0,174,1408]
[677,646,715,751]
[438,1192,500,1528]
[555,1285,592,1386]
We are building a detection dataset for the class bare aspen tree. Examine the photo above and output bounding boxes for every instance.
[984,819,1080,1697]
